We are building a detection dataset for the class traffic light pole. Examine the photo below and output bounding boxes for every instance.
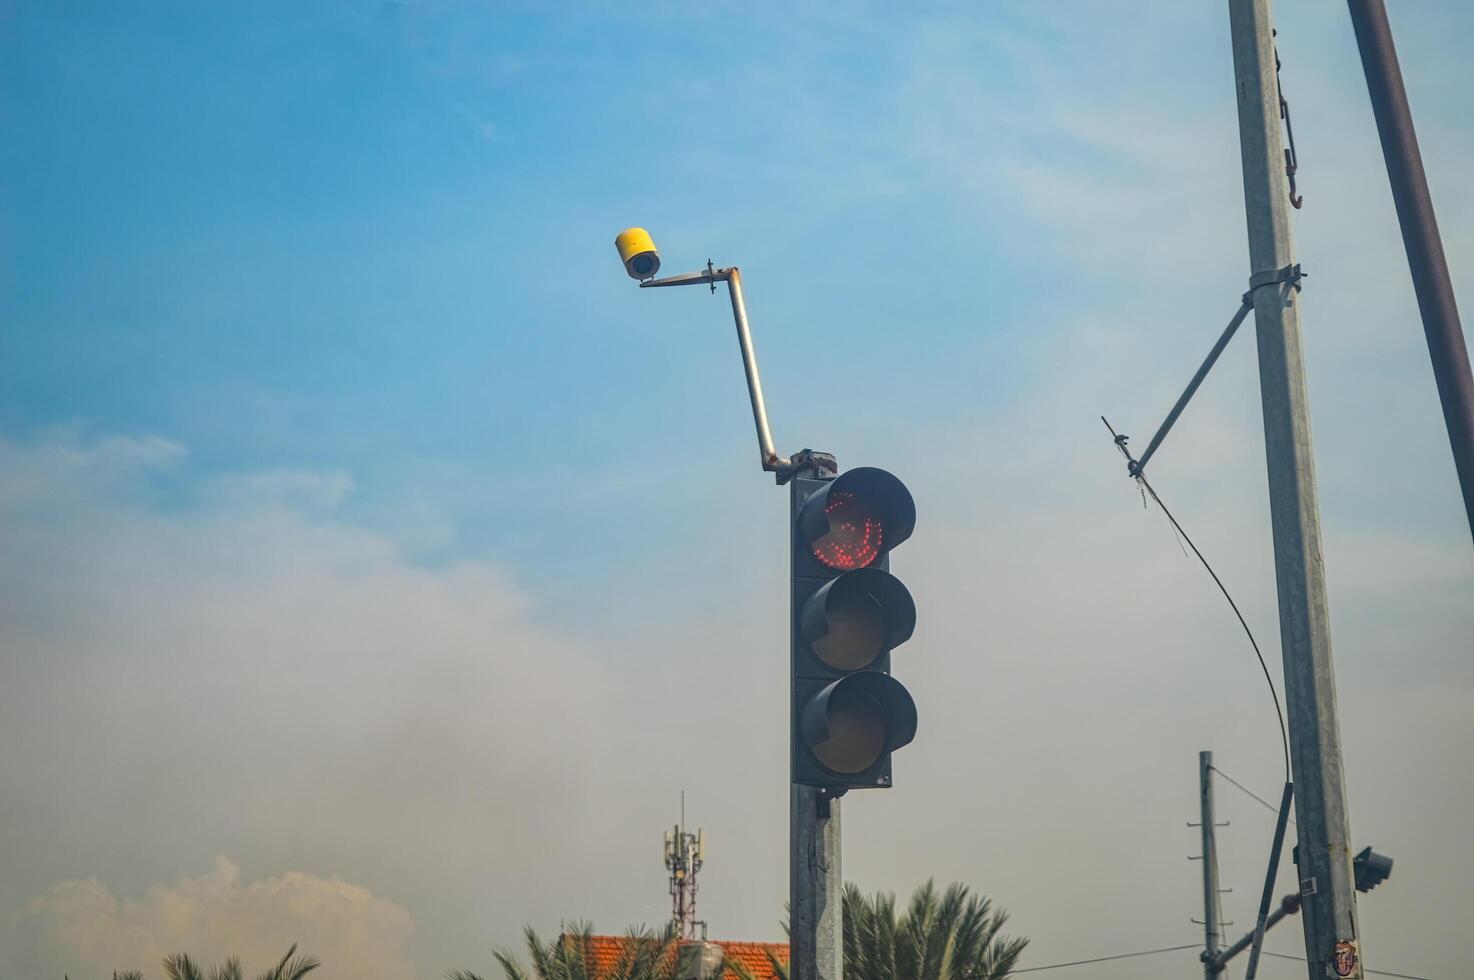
[1210,894,1303,974]
[790,784,842,980]
[790,455,843,980]
[635,259,844,980]
[1226,1,1363,976]
[632,252,917,980]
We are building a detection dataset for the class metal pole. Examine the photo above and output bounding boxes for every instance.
[790,785,841,980]
[725,269,789,472]
[1346,0,1474,544]
[1212,895,1302,973]
[640,264,793,474]
[1244,782,1295,980]
[1226,2,1363,977]
[1198,752,1226,978]
[1135,300,1253,476]
[790,457,842,980]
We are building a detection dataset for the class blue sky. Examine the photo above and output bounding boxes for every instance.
[2,3,1096,597]
[3,3,1473,979]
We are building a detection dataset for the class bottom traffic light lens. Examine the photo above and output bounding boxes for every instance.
[811,683,887,774]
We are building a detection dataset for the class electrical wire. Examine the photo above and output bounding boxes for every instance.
[1259,950,1432,980]
[1213,763,1296,825]
[1136,468,1290,783]
[1011,943,1201,973]
[1101,417,1292,784]
[1010,942,1434,980]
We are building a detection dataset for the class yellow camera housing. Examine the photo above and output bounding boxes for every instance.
[616,227,660,281]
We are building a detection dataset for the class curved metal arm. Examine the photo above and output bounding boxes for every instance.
[643,265,792,474]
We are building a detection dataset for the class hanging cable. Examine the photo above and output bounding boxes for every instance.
[1213,764,1296,825]
[1259,950,1431,980]
[1102,417,1292,784]
[1012,944,1201,973]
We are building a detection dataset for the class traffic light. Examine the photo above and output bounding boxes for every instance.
[791,465,918,790]
[1353,846,1393,892]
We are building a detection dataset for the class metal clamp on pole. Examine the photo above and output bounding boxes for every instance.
[1245,262,1307,301]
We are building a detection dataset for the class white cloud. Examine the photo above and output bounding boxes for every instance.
[0,429,186,509]
[213,469,357,510]
[10,857,415,980]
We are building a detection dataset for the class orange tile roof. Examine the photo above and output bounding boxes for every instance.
[712,940,788,979]
[575,934,788,980]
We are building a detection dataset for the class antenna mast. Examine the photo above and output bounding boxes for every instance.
[663,792,707,940]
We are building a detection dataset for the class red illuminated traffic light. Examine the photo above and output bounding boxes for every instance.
[791,466,918,789]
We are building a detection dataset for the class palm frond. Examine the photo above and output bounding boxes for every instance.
[763,946,790,980]
[250,943,319,980]
[830,879,1030,980]
[282,951,320,980]
[208,956,244,980]
[559,920,596,980]
[164,953,207,980]
[491,945,531,980]
[523,926,559,980]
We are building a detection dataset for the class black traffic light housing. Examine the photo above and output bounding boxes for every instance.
[1353,846,1393,892]
[1292,844,1394,894]
[791,466,918,789]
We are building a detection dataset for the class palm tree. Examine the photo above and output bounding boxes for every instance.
[452,921,682,980]
[843,880,1027,980]
[734,880,1027,980]
[113,943,319,980]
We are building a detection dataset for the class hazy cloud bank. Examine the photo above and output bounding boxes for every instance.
[10,858,415,980]
[0,430,636,976]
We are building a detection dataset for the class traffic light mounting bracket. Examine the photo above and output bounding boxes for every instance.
[815,787,847,817]
[778,449,837,485]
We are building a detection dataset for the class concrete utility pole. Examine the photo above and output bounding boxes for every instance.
[790,457,843,980]
[790,784,841,980]
[1226,1,1364,977]
[1195,752,1228,977]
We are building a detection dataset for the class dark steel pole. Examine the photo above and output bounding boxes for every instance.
[1347,0,1474,543]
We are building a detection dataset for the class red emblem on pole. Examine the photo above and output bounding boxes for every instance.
[1333,939,1358,977]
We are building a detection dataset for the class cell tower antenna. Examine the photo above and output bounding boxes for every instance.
[663,791,707,941]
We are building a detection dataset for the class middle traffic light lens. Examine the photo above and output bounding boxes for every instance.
[812,579,885,671]
[811,683,886,774]
[811,490,884,570]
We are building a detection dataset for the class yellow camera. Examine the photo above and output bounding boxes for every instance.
[615,227,661,281]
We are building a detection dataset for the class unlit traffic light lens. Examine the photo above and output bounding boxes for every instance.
[810,684,887,774]
[812,578,885,671]
[800,567,917,675]
[800,671,918,778]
